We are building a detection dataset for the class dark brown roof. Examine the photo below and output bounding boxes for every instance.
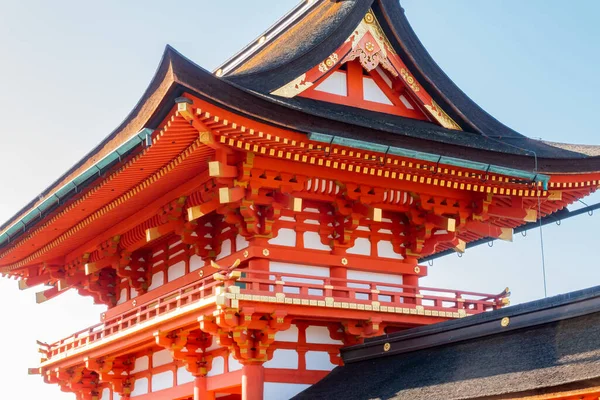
[2,45,600,247]
[293,285,600,400]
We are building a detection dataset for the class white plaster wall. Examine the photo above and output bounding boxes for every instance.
[264,349,298,369]
[346,237,371,256]
[148,271,164,291]
[303,231,331,251]
[100,388,111,400]
[228,354,242,371]
[275,324,298,342]
[207,356,225,377]
[167,260,186,282]
[314,71,347,96]
[236,234,249,250]
[130,377,149,397]
[305,326,342,345]
[305,351,338,371]
[264,383,311,400]
[347,270,403,301]
[131,356,148,374]
[268,228,296,247]
[130,288,138,299]
[270,262,329,295]
[117,288,128,305]
[113,394,121,400]
[363,76,393,105]
[177,366,194,385]
[216,238,232,260]
[152,371,173,392]
[377,240,403,259]
[152,349,173,368]
[189,254,203,272]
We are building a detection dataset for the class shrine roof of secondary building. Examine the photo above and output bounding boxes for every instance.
[1,0,599,263]
[294,284,600,400]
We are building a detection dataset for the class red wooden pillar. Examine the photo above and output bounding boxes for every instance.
[194,376,215,400]
[241,364,264,400]
[330,266,347,298]
[404,274,419,305]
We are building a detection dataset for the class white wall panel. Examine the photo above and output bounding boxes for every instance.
[264,349,298,369]
[130,377,148,397]
[151,371,173,392]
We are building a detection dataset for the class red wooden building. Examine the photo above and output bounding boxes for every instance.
[1,1,599,399]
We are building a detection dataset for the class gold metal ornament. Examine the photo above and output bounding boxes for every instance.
[364,11,375,24]
[262,249,270,256]
[501,317,510,327]
[414,266,421,274]
[341,258,348,266]
[243,250,249,258]
[383,342,391,352]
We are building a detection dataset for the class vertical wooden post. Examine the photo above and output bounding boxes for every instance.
[330,266,347,298]
[404,274,419,305]
[194,375,215,400]
[242,364,264,400]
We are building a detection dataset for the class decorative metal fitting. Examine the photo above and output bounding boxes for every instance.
[198,270,204,277]
[341,258,348,266]
[132,300,137,307]
[414,266,421,274]
[501,317,510,327]
[101,313,106,320]
[262,249,270,256]
[243,250,249,258]
[383,343,391,352]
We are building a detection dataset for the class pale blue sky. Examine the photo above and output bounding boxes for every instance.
[0,1,598,398]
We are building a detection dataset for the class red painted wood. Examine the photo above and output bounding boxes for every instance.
[241,364,264,400]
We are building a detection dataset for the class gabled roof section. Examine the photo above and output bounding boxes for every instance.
[223,0,530,138]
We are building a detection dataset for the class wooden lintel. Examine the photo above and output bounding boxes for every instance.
[293,197,303,212]
[218,187,244,204]
[187,199,219,222]
[35,287,59,304]
[84,262,99,276]
[453,239,466,253]
[547,190,563,201]
[56,279,68,292]
[499,227,513,242]
[369,207,383,222]
[145,227,162,242]
[208,161,237,178]
[488,206,537,222]
[525,209,537,222]
[427,214,456,232]
[18,280,28,290]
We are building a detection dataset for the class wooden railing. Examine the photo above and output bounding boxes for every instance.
[39,268,508,362]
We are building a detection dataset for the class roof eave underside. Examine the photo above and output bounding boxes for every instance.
[3,45,600,254]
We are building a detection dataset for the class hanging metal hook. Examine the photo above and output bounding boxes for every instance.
[556,219,561,226]
[457,252,463,258]
[488,241,494,248]
[428,259,434,267]
[521,230,527,237]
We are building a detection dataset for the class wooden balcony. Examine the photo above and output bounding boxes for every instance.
[37,268,509,365]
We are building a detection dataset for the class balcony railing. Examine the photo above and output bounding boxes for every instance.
[38,268,508,363]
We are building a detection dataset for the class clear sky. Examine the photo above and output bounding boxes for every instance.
[0,1,599,398]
